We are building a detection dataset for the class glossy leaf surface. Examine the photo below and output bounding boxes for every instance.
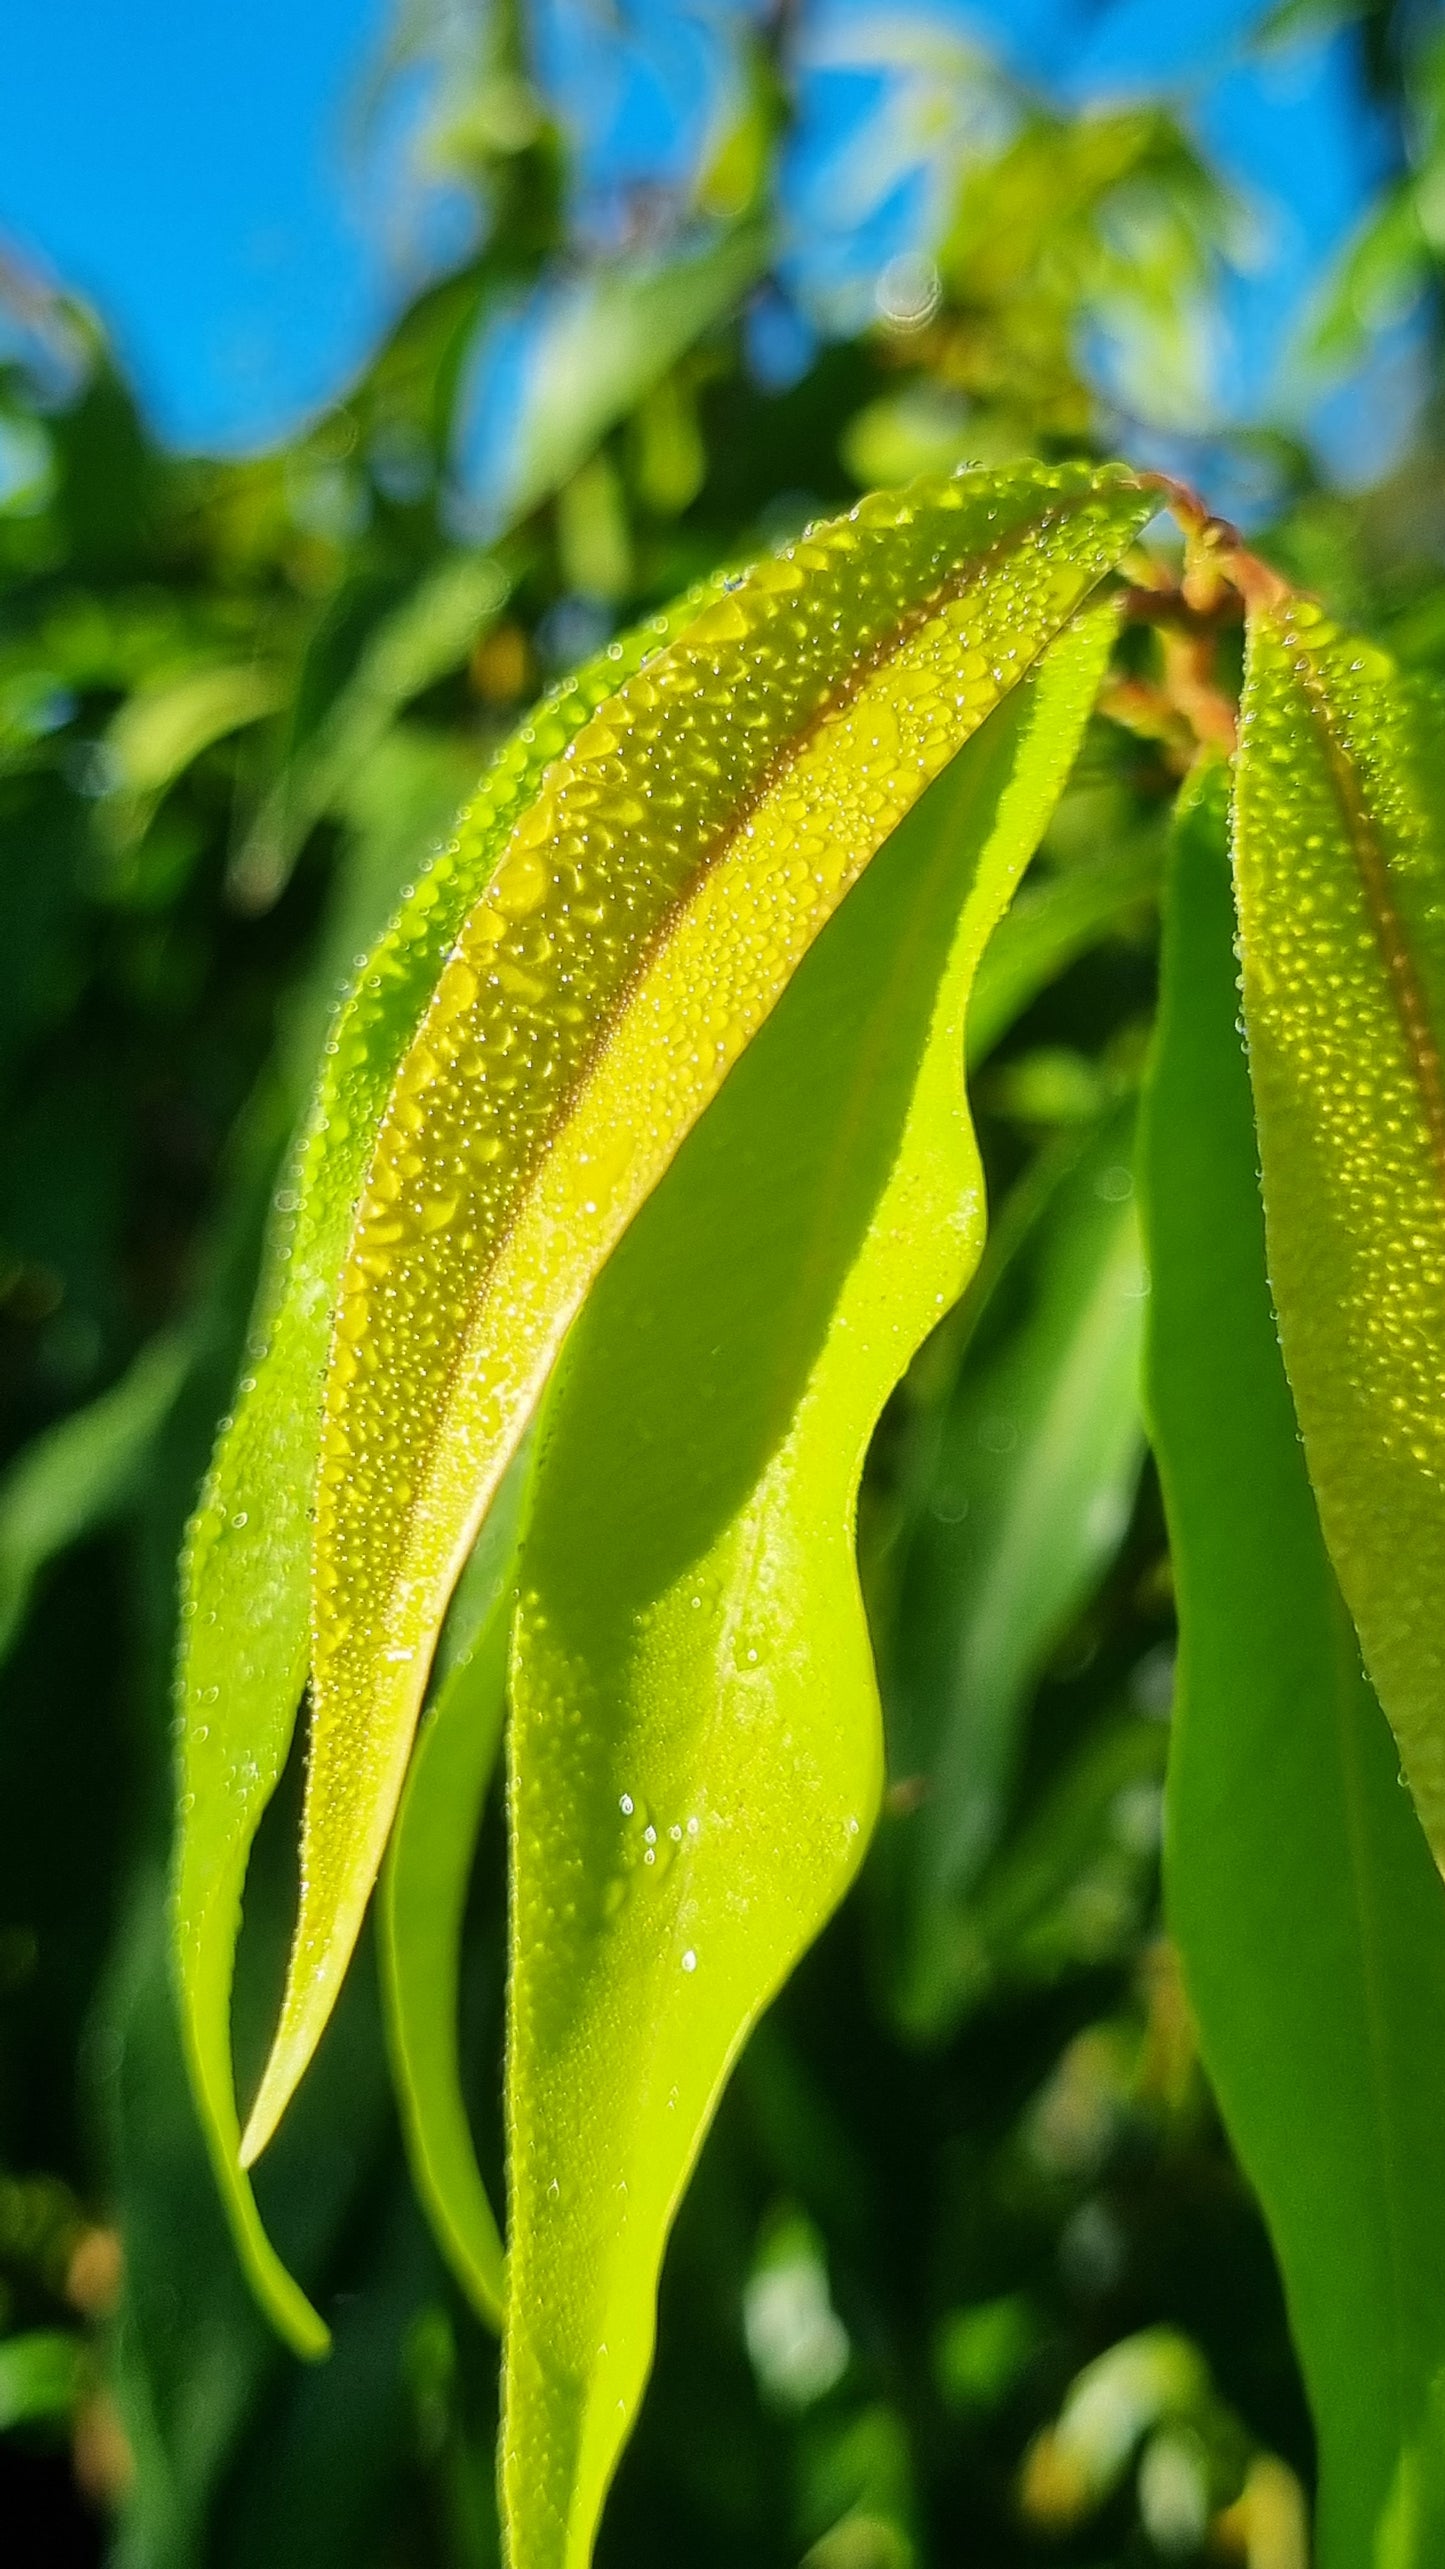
[250,463,1154,2165]
[502,607,1118,2569]
[175,603,717,2352]
[1143,766,1445,2569]
[1233,606,1445,1859]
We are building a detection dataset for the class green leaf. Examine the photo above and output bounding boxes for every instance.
[248,464,1154,2171]
[0,2330,85,2430]
[175,601,722,2357]
[101,661,287,858]
[379,1444,533,2330]
[501,603,1118,2569]
[489,224,769,532]
[1232,602,1445,1868]
[229,554,511,913]
[0,1328,190,1661]
[965,825,1159,1067]
[1141,761,1445,2569]
[882,1104,1147,2036]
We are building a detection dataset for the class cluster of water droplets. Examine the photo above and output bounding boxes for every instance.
[1237,599,1445,1819]
[309,464,1152,1788]
[1239,600,1445,1486]
[172,594,724,1966]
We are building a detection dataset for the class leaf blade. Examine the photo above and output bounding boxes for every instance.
[1142,763,1445,2569]
[175,604,720,2350]
[502,606,1120,2569]
[1233,605,1445,1858]
[252,464,1154,2162]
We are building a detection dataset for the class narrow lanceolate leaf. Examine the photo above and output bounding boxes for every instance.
[379,1442,532,2329]
[175,605,717,2353]
[245,461,1155,2163]
[1233,603,1445,1861]
[1143,764,1445,2569]
[502,607,1119,2569]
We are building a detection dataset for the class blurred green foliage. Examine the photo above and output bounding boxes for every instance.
[0,0,1443,2559]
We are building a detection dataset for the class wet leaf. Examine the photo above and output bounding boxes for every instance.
[247,463,1154,2167]
[1143,764,1445,2569]
[1232,604,1445,1864]
[501,604,1118,2569]
[175,602,721,2355]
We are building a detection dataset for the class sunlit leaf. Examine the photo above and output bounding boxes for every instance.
[883,1105,1147,2036]
[175,602,722,2356]
[501,606,1118,2569]
[1143,762,1445,2569]
[1232,603,1445,1865]
[246,464,1154,2169]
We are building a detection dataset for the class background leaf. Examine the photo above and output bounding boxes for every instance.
[0,1328,189,1662]
[881,1103,1147,2038]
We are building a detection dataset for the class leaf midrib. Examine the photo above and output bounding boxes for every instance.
[380,501,1127,1608]
[1292,634,1445,1191]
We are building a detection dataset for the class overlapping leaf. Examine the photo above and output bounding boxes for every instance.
[1232,606,1445,1860]
[502,606,1118,2569]
[241,462,1156,2165]
[1143,765,1445,2568]
[175,599,722,2353]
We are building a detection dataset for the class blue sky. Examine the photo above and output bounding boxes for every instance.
[0,0,1409,482]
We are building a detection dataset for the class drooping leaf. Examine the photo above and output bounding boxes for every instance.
[1142,762,1445,2569]
[0,2330,85,2429]
[501,604,1118,2569]
[1232,603,1445,1864]
[882,1104,1147,2037]
[175,601,724,2355]
[379,1443,532,2330]
[248,463,1155,2166]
